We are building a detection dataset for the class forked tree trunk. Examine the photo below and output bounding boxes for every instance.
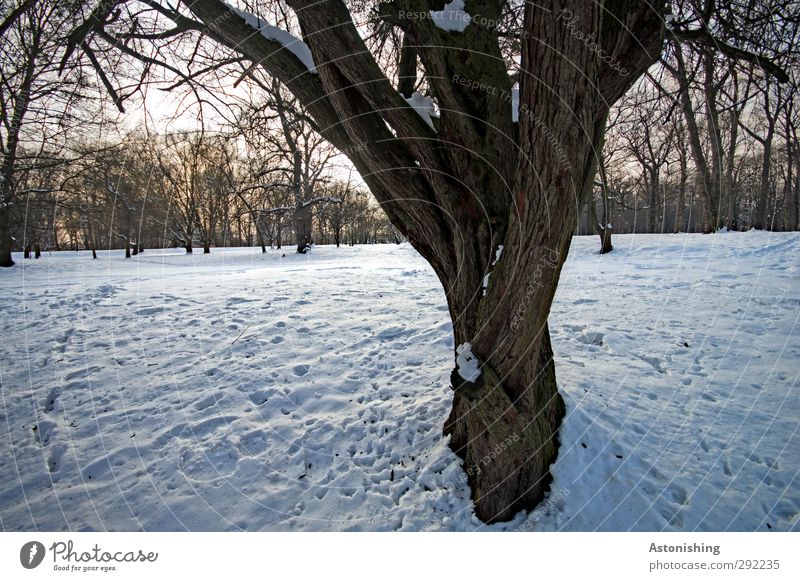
[188,0,664,523]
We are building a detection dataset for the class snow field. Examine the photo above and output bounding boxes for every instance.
[0,231,797,531]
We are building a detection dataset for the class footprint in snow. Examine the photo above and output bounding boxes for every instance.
[134,306,166,316]
[178,439,240,482]
[292,364,310,377]
[573,298,599,305]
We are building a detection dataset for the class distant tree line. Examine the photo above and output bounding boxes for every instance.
[579,13,799,251]
[8,130,399,258]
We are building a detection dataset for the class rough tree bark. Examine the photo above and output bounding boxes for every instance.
[173,0,664,523]
[73,0,795,521]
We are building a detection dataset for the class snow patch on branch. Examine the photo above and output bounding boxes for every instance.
[482,244,504,295]
[300,196,341,208]
[430,0,472,33]
[226,3,317,73]
[402,92,440,131]
[456,342,481,382]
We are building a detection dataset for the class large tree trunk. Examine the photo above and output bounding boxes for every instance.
[445,324,563,522]
[188,0,663,522]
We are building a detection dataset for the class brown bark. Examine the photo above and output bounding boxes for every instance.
[672,49,720,232]
[183,0,663,522]
[754,91,777,230]
[397,33,417,98]
[294,202,312,253]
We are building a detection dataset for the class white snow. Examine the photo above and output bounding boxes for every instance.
[227,4,317,73]
[402,92,439,131]
[482,244,505,295]
[455,343,481,383]
[0,231,798,531]
[494,244,504,263]
[430,0,472,33]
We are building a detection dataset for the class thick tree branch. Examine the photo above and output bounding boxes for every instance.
[81,41,125,113]
[59,0,121,73]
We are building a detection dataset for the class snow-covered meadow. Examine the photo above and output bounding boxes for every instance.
[0,231,797,531]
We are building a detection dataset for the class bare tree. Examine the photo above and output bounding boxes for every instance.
[0,0,104,266]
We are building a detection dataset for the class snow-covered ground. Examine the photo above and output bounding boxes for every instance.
[0,231,797,531]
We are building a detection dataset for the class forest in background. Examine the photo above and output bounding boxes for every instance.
[2,2,798,261]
